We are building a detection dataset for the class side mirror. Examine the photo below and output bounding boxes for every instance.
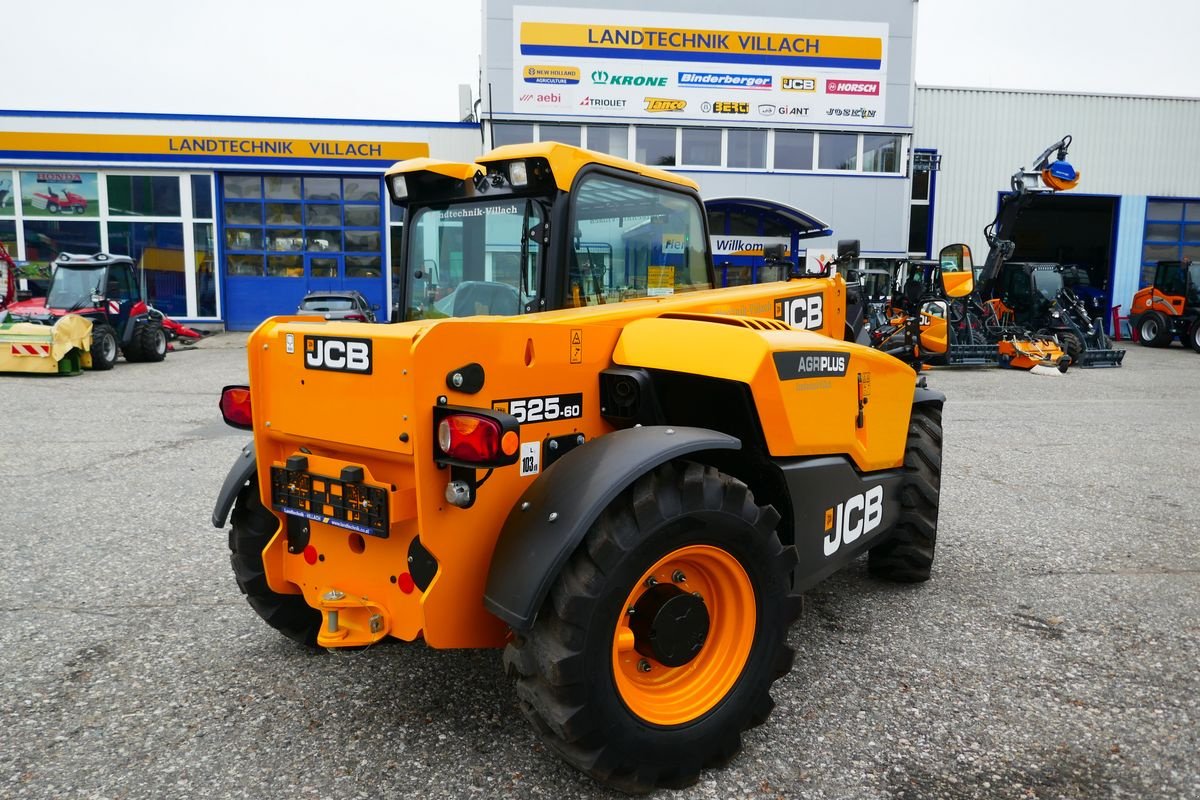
[90,293,105,306]
[938,243,974,274]
[837,239,860,261]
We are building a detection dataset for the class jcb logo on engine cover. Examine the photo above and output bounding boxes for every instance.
[304,335,372,374]
[823,486,884,556]
[774,293,824,330]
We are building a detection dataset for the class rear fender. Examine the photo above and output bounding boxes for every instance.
[483,425,739,631]
[212,439,256,528]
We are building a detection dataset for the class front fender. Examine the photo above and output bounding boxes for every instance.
[212,439,256,528]
[483,426,739,631]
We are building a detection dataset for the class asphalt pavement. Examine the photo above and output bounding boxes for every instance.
[1,334,1197,799]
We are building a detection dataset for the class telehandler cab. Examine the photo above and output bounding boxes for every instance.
[212,142,945,793]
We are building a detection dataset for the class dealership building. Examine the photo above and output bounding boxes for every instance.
[3,0,1197,331]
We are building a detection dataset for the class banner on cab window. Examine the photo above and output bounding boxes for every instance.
[511,6,888,126]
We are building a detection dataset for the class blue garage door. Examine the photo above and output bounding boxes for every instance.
[221,173,385,330]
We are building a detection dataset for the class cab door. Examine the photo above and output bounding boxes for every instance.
[105,262,141,339]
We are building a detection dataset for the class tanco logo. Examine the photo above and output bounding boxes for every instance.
[591,70,667,87]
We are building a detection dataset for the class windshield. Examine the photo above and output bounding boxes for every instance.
[403,199,542,320]
[301,297,355,311]
[1187,264,1200,303]
[46,266,105,309]
[1032,270,1063,301]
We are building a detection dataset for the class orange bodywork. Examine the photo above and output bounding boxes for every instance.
[246,286,916,651]
[1131,285,1186,319]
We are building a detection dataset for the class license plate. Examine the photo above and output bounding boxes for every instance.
[270,465,389,538]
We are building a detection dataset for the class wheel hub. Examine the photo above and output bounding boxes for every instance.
[629,583,709,667]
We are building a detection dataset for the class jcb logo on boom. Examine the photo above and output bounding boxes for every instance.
[774,293,824,330]
[823,486,884,556]
[304,335,372,374]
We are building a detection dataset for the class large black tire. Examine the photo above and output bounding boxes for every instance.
[123,321,168,362]
[228,482,322,646]
[504,461,799,794]
[968,327,987,346]
[869,402,943,582]
[1059,330,1085,364]
[1137,311,1173,347]
[88,323,119,371]
[1188,318,1200,353]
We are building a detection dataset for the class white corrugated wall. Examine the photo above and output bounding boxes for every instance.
[915,87,1200,263]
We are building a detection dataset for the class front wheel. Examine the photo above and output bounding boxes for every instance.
[504,462,799,793]
[869,401,943,582]
[1059,330,1085,363]
[88,323,118,370]
[1138,311,1172,347]
[1188,318,1200,353]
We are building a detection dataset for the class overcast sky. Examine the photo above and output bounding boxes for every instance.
[2,0,1195,121]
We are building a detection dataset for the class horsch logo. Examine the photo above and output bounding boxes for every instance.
[826,79,880,96]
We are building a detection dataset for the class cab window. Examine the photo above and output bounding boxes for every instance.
[567,173,710,307]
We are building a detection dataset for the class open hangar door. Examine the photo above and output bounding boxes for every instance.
[1004,193,1119,324]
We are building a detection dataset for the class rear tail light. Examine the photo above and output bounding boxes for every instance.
[219,385,253,430]
[433,406,520,467]
[344,313,366,321]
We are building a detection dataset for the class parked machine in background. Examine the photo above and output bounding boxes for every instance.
[5,252,168,370]
[1129,259,1200,351]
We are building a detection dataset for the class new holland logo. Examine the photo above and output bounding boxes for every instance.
[644,97,687,112]
[771,350,848,381]
[304,335,372,374]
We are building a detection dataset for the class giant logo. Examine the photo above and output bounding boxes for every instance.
[592,70,667,87]
[304,335,372,374]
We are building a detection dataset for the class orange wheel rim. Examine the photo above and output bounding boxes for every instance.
[611,544,756,726]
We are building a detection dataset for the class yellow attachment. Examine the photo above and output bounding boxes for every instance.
[478,141,699,192]
[612,545,755,726]
[942,270,975,298]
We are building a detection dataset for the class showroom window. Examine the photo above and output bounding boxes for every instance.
[727,129,767,169]
[774,131,815,170]
[492,123,535,147]
[635,127,677,166]
[222,174,384,281]
[540,124,581,146]
[862,135,902,173]
[680,128,722,167]
[818,133,858,171]
[0,169,17,258]
[1141,198,1200,285]
[584,125,628,158]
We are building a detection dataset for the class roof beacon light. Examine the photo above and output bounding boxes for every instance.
[508,161,529,188]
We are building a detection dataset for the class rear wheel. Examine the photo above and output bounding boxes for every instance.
[88,323,118,371]
[869,401,943,582]
[124,321,168,362]
[1188,318,1200,353]
[228,483,321,646]
[1138,311,1172,347]
[504,461,799,793]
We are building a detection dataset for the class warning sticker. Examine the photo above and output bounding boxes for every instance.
[570,328,583,363]
[647,265,675,297]
[520,441,540,476]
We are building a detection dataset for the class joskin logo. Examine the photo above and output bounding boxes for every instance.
[592,70,667,87]
[644,97,687,113]
[771,350,848,381]
[781,77,817,92]
[523,65,581,85]
[304,335,372,374]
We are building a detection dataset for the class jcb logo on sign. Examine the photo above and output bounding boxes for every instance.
[774,293,824,330]
[823,486,884,556]
[782,77,816,92]
[304,335,372,374]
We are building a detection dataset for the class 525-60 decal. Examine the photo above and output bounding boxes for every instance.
[492,393,583,424]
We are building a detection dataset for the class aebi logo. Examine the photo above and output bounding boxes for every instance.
[823,486,884,556]
[774,293,824,330]
[304,335,372,374]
